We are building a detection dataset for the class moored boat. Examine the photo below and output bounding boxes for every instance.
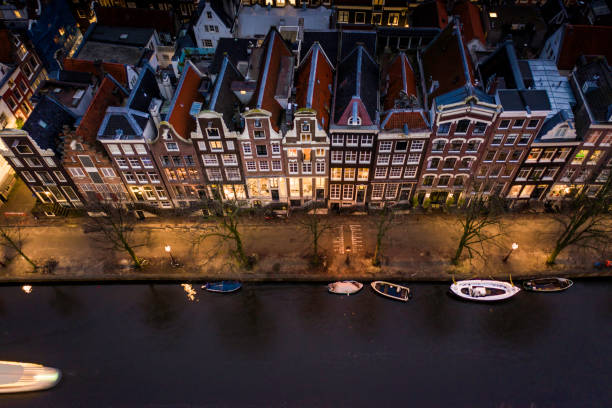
[203,281,242,293]
[450,279,520,302]
[370,281,411,302]
[0,361,61,394]
[523,277,573,292]
[328,281,363,295]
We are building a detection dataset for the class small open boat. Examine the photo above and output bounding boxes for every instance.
[0,361,61,394]
[370,281,411,302]
[203,281,242,293]
[328,281,363,295]
[450,279,520,302]
[523,277,573,292]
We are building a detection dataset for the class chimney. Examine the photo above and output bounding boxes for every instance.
[159,72,174,100]
[149,98,163,128]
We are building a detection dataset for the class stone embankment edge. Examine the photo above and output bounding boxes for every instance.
[1,270,611,285]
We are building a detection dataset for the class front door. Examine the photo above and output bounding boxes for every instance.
[316,188,324,200]
[356,185,366,203]
[399,184,411,201]
[271,189,279,201]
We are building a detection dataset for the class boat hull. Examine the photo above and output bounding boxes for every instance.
[523,277,573,292]
[371,281,410,302]
[328,281,363,295]
[450,280,520,302]
[204,281,242,293]
[0,361,61,394]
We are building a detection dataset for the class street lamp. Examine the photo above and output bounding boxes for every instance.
[164,245,180,267]
[503,242,519,263]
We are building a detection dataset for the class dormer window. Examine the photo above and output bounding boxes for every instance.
[206,128,220,139]
[254,119,262,128]
[301,122,310,132]
[348,116,361,126]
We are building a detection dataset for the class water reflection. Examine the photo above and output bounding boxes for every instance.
[141,285,182,330]
[49,287,81,317]
[206,285,277,354]
[482,292,553,346]
[415,285,458,337]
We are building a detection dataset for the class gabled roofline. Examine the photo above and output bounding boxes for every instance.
[104,73,130,96]
[165,60,203,122]
[256,28,278,109]
[454,22,472,86]
[209,56,229,111]
[306,46,319,108]
[126,63,156,109]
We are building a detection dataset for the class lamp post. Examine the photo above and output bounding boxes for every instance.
[164,245,180,267]
[503,242,519,263]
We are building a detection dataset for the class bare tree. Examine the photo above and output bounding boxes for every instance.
[193,200,254,269]
[451,195,504,265]
[85,201,145,269]
[298,208,333,267]
[0,220,37,271]
[372,207,395,266]
[546,176,612,265]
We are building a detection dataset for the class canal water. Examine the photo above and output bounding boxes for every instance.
[1,281,610,407]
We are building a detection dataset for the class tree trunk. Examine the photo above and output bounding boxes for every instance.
[372,240,381,266]
[452,241,464,265]
[125,244,142,268]
[546,245,562,265]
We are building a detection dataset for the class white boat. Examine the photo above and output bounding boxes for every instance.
[328,280,363,295]
[371,281,411,302]
[450,279,520,302]
[0,361,61,394]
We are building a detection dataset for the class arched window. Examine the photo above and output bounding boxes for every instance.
[348,116,361,126]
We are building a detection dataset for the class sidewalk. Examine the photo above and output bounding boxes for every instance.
[0,212,610,284]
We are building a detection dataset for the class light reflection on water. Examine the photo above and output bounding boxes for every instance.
[0,280,610,407]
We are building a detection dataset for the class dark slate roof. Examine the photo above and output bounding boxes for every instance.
[300,30,339,65]
[208,55,244,131]
[477,40,525,91]
[22,95,76,155]
[497,89,551,112]
[333,45,379,124]
[210,0,236,29]
[210,37,254,75]
[127,65,161,112]
[339,30,376,60]
[572,58,612,123]
[98,107,150,140]
[89,25,155,47]
[535,109,576,142]
[57,69,94,84]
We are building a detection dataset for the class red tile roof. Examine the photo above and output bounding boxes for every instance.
[557,25,612,70]
[383,53,417,111]
[75,77,126,145]
[382,111,427,131]
[422,22,476,100]
[63,58,128,87]
[167,63,204,139]
[452,1,485,45]
[251,29,293,132]
[295,44,334,130]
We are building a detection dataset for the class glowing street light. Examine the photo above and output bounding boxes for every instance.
[164,245,180,267]
[503,243,519,263]
[22,285,32,294]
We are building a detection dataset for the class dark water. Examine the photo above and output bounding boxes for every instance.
[1,281,611,407]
